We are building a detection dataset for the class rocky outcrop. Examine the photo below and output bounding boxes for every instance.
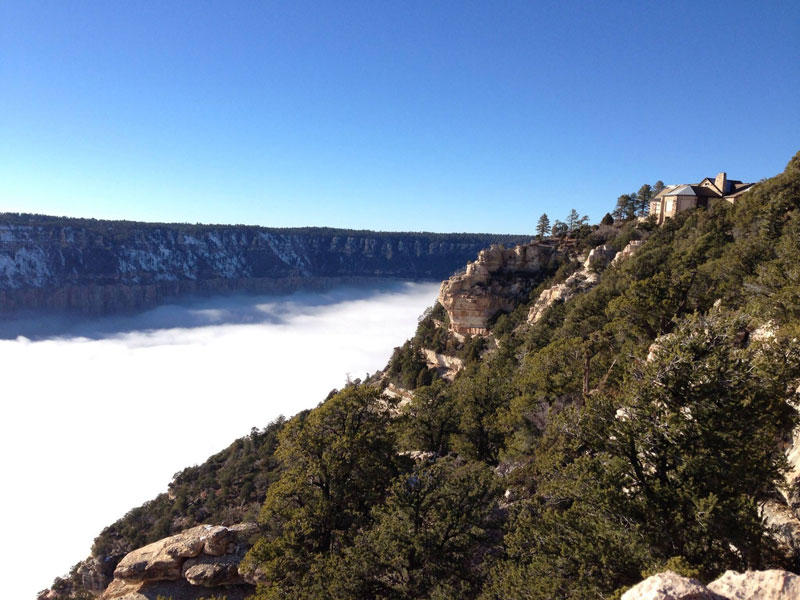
[422,348,464,381]
[527,244,617,324]
[100,523,258,600]
[622,570,800,600]
[621,571,721,600]
[707,570,800,599]
[761,499,800,555]
[380,383,414,415]
[611,239,644,265]
[438,242,563,335]
[784,421,800,512]
[0,214,529,315]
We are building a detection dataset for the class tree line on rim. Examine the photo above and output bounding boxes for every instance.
[535,180,666,239]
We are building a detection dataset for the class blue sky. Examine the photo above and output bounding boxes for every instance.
[1,1,798,233]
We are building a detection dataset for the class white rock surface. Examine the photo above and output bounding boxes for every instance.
[620,571,720,600]
[708,569,800,600]
[622,569,800,600]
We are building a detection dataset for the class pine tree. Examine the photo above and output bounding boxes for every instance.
[535,213,550,238]
[242,387,401,599]
[566,209,580,231]
[338,457,501,600]
[613,194,636,220]
[637,184,652,217]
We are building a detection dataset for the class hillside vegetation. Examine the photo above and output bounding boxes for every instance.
[49,152,800,600]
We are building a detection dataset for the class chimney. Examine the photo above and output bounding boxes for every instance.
[715,172,728,194]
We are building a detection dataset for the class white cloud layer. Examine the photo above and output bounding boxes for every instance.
[0,281,439,599]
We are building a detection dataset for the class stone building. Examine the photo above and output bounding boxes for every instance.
[649,172,755,225]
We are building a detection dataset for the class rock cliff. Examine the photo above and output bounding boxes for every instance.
[0,214,529,315]
[438,241,564,335]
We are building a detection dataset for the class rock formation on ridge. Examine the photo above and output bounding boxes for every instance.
[96,523,258,600]
[438,241,563,335]
[526,243,618,324]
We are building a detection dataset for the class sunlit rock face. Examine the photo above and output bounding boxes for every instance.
[0,216,528,315]
[438,242,563,335]
[622,569,800,600]
[527,241,645,324]
[526,244,615,324]
[99,523,258,600]
[620,571,720,600]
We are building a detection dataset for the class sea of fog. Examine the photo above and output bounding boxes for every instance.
[0,281,440,600]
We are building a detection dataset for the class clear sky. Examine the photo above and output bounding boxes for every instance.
[1,1,798,233]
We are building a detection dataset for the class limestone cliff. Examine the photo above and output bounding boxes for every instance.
[0,214,529,315]
[437,241,564,335]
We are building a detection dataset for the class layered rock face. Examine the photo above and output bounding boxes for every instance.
[622,569,800,600]
[0,215,529,315]
[438,242,563,335]
[99,523,258,600]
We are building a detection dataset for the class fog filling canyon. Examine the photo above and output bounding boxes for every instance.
[0,281,440,599]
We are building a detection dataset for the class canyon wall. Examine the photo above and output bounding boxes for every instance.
[0,214,529,315]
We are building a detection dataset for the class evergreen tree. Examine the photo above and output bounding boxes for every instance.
[400,380,459,455]
[242,387,403,599]
[613,194,636,220]
[566,208,580,231]
[551,220,568,237]
[535,213,550,238]
[339,457,502,600]
[596,311,799,577]
[452,362,510,465]
[637,184,652,216]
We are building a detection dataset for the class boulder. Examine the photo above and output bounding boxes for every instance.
[183,555,244,586]
[113,525,212,581]
[101,578,253,600]
[102,523,258,600]
[620,571,722,600]
[708,569,800,599]
[781,385,800,514]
